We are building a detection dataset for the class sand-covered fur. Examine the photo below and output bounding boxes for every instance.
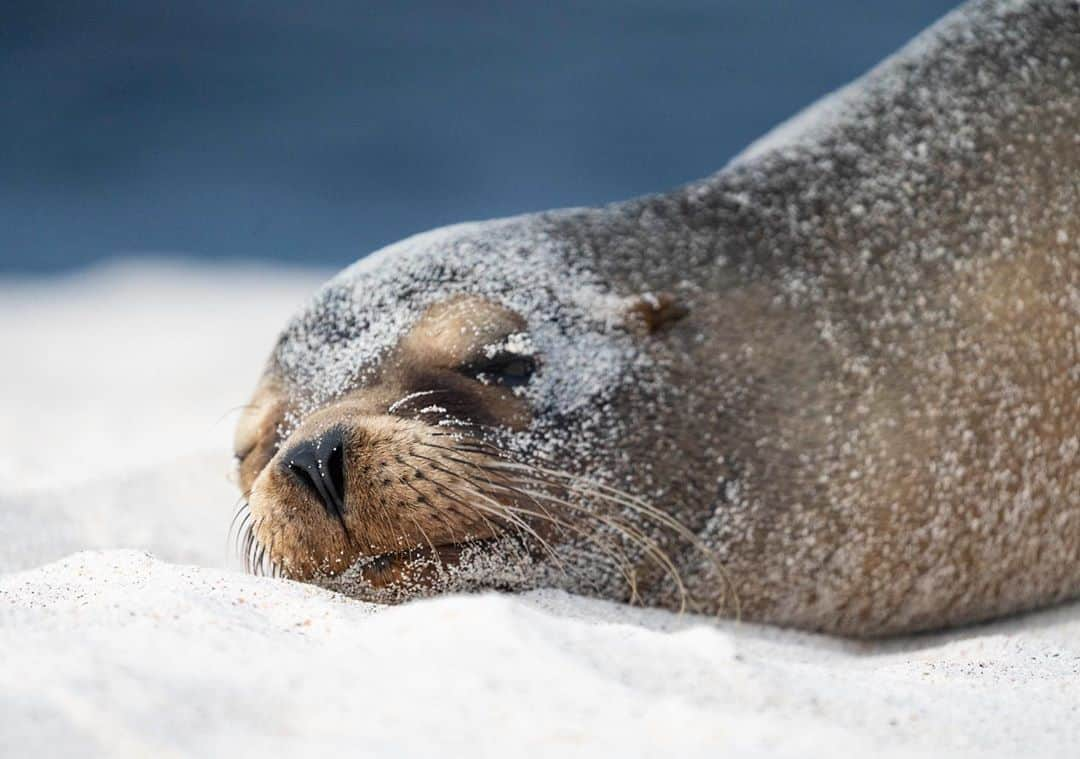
[238,0,1079,636]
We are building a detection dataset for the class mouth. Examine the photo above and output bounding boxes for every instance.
[351,537,501,585]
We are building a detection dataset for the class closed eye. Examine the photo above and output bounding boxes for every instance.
[458,352,538,388]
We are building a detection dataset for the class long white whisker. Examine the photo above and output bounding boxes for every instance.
[387,389,448,414]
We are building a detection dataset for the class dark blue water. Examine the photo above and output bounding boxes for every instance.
[1,0,958,273]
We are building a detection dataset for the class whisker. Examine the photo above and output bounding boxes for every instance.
[429,473,567,576]
[267,531,279,578]
[539,469,740,618]
[387,389,449,415]
[465,454,740,617]
[500,496,642,604]
[253,540,267,577]
[393,466,463,545]
[411,450,640,601]
[511,482,689,612]
[412,459,571,579]
[216,403,262,426]
[234,511,253,557]
[405,453,513,545]
[227,499,250,553]
[407,515,445,579]
[418,439,725,613]
[241,521,255,573]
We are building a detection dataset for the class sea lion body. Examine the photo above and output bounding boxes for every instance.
[237,0,1079,637]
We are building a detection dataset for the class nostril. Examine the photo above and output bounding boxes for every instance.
[288,458,322,502]
[326,443,346,511]
[281,427,349,521]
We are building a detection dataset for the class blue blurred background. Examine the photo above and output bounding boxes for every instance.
[1,0,958,273]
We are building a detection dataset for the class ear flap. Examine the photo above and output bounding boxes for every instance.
[620,291,689,335]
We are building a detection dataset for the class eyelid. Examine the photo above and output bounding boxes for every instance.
[456,351,538,380]
[455,353,508,375]
[456,331,535,372]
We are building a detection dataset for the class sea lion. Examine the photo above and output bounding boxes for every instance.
[234,0,1079,637]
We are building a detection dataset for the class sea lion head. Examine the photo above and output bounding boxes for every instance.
[233,214,692,603]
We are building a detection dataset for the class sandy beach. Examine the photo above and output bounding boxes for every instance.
[2,262,1077,758]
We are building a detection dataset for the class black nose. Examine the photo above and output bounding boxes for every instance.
[281,427,348,520]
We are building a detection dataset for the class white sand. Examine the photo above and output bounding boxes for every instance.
[1,261,1077,758]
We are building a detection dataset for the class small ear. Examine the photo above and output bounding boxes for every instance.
[620,291,689,335]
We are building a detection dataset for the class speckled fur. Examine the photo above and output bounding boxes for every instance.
[241,0,1078,637]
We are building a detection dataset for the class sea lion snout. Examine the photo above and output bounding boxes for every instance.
[279,426,348,521]
[238,292,558,589]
